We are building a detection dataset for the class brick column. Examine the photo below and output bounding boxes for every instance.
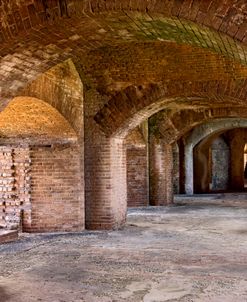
[85,134,127,230]
[178,139,186,194]
[229,137,244,191]
[193,143,210,193]
[149,135,174,206]
[172,142,179,194]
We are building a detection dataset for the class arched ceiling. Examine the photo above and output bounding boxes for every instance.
[1,1,247,135]
[94,79,247,138]
[1,0,247,47]
[149,107,247,144]
[81,40,247,94]
[0,96,77,144]
[1,11,247,63]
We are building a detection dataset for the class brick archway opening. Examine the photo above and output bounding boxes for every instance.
[91,76,247,229]
[0,96,84,233]
[185,119,247,195]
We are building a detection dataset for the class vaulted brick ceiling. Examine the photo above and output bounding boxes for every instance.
[1,0,247,137]
[0,96,77,144]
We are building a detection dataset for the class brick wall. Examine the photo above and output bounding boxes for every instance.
[13,147,32,230]
[1,0,247,232]
[0,143,84,233]
[125,127,148,207]
[149,135,173,206]
[0,146,31,230]
[0,147,16,229]
[126,147,148,207]
[29,144,84,232]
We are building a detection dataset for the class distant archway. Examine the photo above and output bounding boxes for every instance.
[185,119,247,194]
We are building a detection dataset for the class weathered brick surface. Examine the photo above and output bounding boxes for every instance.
[137,107,247,147]
[95,79,247,138]
[0,93,82,233]
[21,59,84,136]
[0,229,18,244]
[0,146,31,231]
[0,96,77,144]
[0,142,83,233]
[211,136,230,191]
[149,135,173,206]
[13,147,32,230]
[29,145,84,232]
[0,147,16,229]
[125,127,148,208]
[227,129,247,191]
[185,118,247,194]
[1,1,247,231]
[1,9,247,111]
[172,142,180,194]
[126,146,148,207]
[1,1,247,48]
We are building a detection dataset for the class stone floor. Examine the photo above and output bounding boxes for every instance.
[1,195,247,302]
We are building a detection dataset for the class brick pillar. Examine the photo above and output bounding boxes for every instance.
[172,142,179,194]
[229,138,244,191]
[193,142,210,193]
[85,134,127,230]
[178,139,186,194]
[149,135,174,206]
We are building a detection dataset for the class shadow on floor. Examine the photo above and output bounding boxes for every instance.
[0,286,10,301]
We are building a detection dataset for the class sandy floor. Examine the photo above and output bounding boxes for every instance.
[0,196,247,302]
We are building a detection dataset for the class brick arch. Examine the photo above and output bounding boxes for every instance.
[0,96,77,144]
[1,8,247,111]
[89,82,247,229]
[19,57,85,206]
[150,106,247,145]
[3,2,247,231]
[20,59,84,136]
[91,80,247,229]
[0,96,84,233]
[184,118,247,194]
[94,80,247,138]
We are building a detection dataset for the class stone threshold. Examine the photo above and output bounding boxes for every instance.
[0,229,18,244]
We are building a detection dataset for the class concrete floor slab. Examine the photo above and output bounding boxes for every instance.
[0,197,247,301]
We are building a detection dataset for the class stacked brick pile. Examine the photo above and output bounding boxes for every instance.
[0,147,15,229]
[0,146,31,231]
[14,147,31,231]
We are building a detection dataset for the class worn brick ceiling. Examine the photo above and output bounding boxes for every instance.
[1,0,247,136]
[0,97,77,144]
